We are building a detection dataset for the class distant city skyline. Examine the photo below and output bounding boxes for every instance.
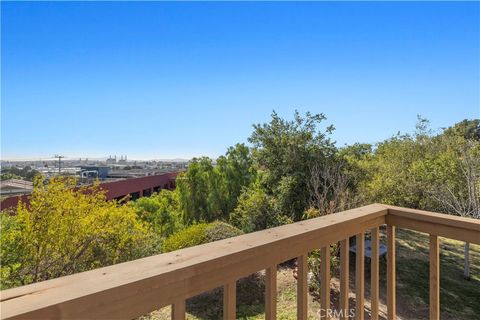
[1,156,190,162]
[2,2,479,160]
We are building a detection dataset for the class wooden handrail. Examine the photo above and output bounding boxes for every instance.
[1,204,478,320]
[385,205,480,244]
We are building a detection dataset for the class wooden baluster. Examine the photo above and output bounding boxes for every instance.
[265,265,277,320]
[320,246,331,319]
[171,300,186,320]
[371,228,380,320]
[224,281,236,320]
[387,225,396,320]
[430,235,440,320]
[297,254,308,320]
[340,239,349,320]
[356,233,365,320]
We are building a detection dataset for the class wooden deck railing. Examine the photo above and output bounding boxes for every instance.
[1,204,479,320]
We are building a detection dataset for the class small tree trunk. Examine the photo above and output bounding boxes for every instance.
[464,242,470,280]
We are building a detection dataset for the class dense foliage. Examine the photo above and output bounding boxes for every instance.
[129,189,181,238]
[176,144,256,224]
[249,111,337,221]
[348,118,480,217]
[1,166,39,181]
[0,177,157,289]
[1,112,478,292]
[162,221,243,252]
[230,180,292,232]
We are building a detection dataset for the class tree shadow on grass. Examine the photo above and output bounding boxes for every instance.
[393,256,480,320]
[186,273,265,320]
[382,229,480,320]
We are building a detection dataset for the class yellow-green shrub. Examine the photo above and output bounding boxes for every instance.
[162,221,243,252]
[0,176,158,289]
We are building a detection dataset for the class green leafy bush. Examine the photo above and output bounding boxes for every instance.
[162,223,209,252]
[129,189,182,238]
[204,221,244,242]
[162,221,243,252]
[230,184,291,233]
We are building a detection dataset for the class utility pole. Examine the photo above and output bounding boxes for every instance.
[54,155,65,174]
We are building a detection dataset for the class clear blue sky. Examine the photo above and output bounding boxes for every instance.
[2,2,479,160]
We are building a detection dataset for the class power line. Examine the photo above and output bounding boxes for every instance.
[53,155,65,174]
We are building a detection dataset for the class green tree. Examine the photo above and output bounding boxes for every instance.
[249,111,336,220]
[176,157,216,224]
[0,166,40,181]
[443,119,480,141]
[230,181,291,233]
[351,118,480,279]
[176,144,256,224]
[130,189,182,238]
[214,143,256,216]
[0,173,21,181]
[413,124,480,279]
[355,118,480,214]
[351,132,432,208]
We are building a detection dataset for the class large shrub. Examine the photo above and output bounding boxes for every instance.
[204,221,244,242]
[162,221,243,252]
[0,176,158,289]
[162,223,209,252]
[129,189,182,238]
[230,183,291,233]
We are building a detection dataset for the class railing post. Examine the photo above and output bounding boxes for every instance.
[297,254,308,320]
[224,280,236,320]
[320,246,330,319]
[171,300,186,320]
[430,235,440,320]
[371,227,380,320]
[387,225,396,320]
[340,238,349,320]
[355,233,365,320]
[265,265,277,320]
